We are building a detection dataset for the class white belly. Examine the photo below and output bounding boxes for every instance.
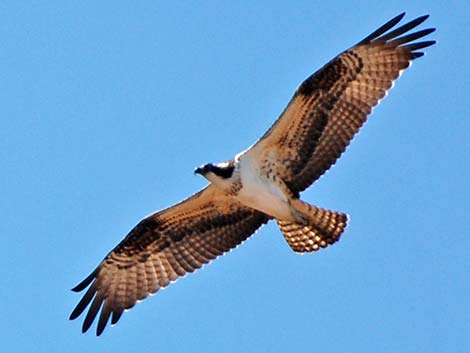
[235,155,292,220]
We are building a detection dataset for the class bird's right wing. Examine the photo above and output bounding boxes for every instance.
[69,185,269,335]
[246,13,435,194]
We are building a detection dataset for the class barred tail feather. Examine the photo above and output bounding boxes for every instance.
[277,205,348,253]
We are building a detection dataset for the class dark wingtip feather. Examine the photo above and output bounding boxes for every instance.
[69,283,97,321]
[71,269,97,292]
[96,302,112,336]
[389,12,406,25]
[356,13,436,48]
[69,307,81,321]
[69,309,80,321]
[82,294,104,333]
[390,28,436,46]
[404,40,436,52]
[357,12,406,45]
[407,14,430,27]
[412,52,425,59]
[111,307,124,325]
[377,15,432,43]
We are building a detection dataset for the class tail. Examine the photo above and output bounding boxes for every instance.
[277,200,349,253]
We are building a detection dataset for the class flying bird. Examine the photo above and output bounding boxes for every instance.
[70,13,435,335]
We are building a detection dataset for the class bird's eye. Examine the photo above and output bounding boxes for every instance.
[211,165,234,179]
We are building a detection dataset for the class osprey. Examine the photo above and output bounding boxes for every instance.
[70,13,435,335]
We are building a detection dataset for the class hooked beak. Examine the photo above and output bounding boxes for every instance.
[194,167,204,175]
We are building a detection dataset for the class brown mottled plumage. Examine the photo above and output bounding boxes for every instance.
[252,13,435,193]
[70,186,269,335]
[70,13,435,335]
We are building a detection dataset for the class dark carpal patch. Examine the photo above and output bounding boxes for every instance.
[289,109,330,177]
[115,207,260,256]
[298,52,363,96]
[287,51,364,183]
[114,217,162,255]
[298,57,346,95]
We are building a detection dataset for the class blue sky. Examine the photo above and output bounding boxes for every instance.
[1,1,469,352]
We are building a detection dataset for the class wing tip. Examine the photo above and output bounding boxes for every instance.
[69,282,97,320]
[70,268,118,335]
[81,293,105,334]
[95,302,112,336]
[418,27,436,36]
[412,52,425,59]
[396,12,406,21]
[411,14,430,26]
[358,12,435,46]
[357,12,405,45]
[412,40,437,58]
[71,269,97,292]
[111,307,124,326]
[69,308,81,321]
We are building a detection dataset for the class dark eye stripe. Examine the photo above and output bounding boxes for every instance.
[211,165,235,179]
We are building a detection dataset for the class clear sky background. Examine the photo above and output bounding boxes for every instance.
[1,1,469,352]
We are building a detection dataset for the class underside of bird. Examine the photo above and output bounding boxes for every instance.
[69,12,435,336]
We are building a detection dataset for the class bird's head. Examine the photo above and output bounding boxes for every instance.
[194,162,236,188]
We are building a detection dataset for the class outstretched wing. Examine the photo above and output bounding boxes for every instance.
[69,185,269,335]
[247,13,435,194]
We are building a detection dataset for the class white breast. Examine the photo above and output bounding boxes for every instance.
[235,154,292,220]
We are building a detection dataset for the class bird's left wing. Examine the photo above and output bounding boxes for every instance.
[69,185,269,335]
[246,13,435,194]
